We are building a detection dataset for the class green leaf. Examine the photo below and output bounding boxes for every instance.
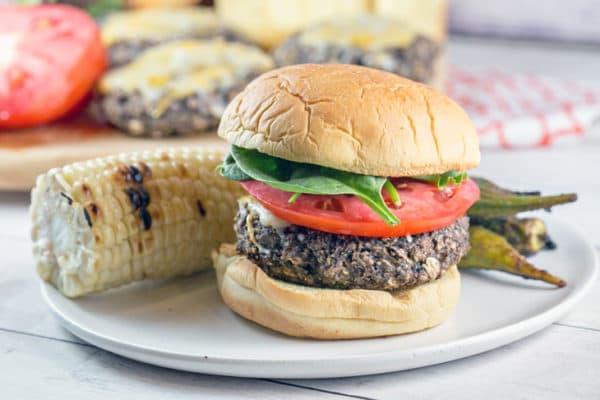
[414,170,468,189]
[85,0,123,19]
[216,153,252,181]
[221,146,400,226]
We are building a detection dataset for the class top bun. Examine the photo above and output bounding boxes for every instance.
[218,64,480,177]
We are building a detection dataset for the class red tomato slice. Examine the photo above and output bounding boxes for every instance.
[241,179,480,237]
[0,5,107,128]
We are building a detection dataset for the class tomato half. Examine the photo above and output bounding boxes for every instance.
[241,179,480,237]
[0,5,107,128]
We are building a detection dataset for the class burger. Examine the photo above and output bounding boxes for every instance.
[213,64,480,339]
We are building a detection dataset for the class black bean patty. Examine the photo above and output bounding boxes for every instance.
[273,35,440,85]
[234,201,470,292]
[89,79,251,137]
[107,30,253,68]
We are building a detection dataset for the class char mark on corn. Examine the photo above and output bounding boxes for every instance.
[60,192,72,205]
[197,200,206,217]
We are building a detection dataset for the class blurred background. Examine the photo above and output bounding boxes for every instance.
[10,0,600,43]
[1,0,599,190]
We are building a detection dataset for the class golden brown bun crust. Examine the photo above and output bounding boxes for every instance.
[218,64,479,177]
[212,244,461,339]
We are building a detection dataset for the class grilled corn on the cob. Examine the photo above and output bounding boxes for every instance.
[31,148,245,298]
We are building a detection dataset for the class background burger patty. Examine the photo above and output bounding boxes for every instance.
[108,30,252,68]
[234,203,470,292]
[273,35,440,84]
[90,77,251,137]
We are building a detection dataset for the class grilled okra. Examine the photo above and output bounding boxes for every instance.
[468,177,577,218]
[470,216,555,256]
[459,226,566,287]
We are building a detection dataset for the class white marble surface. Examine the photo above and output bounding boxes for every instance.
[2,36,600,399]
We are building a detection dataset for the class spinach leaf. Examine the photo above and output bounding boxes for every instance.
[220,146,400,226]
[216,153,251,181]
[415,170,468,189]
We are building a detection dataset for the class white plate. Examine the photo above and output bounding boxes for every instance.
[42,216,598,379]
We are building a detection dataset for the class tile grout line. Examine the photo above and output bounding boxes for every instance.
[0,326,94,347]
[262,379,378,400]
[0,326,377,399]
[553,322,600,333]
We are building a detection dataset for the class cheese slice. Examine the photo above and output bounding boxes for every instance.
[99,39,273,109]
[298,15,417,50]
[102,7,219,46]
[373,0,447,41]
[240,196,290,231]
[216,0,368,49]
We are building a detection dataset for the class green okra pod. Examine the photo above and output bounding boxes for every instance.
[470,216,555,256]
[472,177,541,196]
[459,226,566,287]
[469,177,577,218]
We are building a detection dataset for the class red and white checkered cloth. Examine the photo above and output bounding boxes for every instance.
[446,67,600,148]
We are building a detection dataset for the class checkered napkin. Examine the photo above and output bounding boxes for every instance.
[445,67,600,148]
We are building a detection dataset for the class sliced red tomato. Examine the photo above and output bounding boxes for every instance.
[0,4,107,128]
[241,179,480,237]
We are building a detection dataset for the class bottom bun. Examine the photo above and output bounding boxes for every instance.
[212,244,461,339]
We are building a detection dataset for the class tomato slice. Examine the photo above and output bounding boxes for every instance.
[0,5,107,128]
[241,179,480,237]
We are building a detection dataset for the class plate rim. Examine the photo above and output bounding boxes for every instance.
[41,216,599,377]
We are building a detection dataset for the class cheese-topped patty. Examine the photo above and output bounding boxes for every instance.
[102,7,219,46]
[102,7,249,68]
[91,39,273,137]
[273,15,441,86]
[297,15,417,50]
[99,39,273,99]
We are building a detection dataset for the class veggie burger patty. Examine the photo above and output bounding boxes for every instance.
[235,197,470,291]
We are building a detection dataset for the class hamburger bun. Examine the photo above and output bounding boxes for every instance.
[218,64,479,177]
[213,244,461,339]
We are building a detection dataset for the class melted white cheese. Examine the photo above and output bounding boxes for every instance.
[298,14,416,50]
[102,7,219,46]
[240,196,290,230]
[98,39,273,111]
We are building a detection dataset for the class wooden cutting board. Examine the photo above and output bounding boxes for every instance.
[0,118,228,191]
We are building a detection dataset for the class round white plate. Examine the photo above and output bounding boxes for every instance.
[42,215,598,379]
